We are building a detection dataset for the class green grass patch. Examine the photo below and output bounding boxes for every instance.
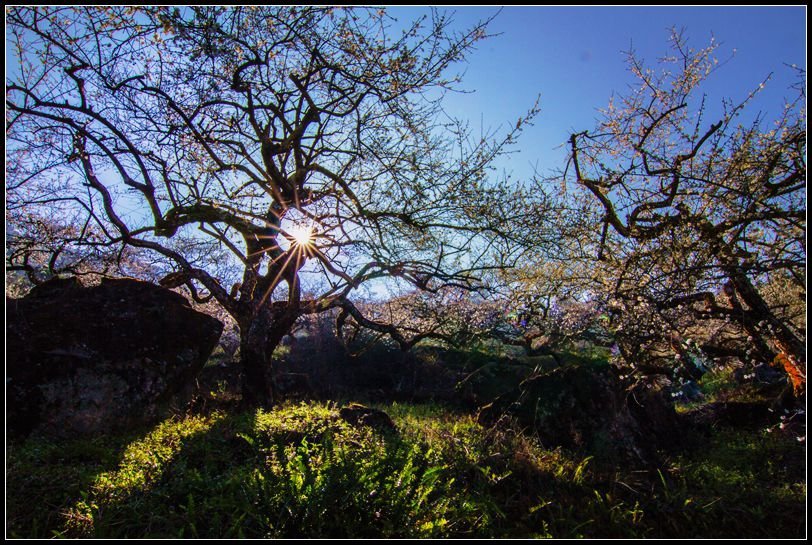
[6,401,805,538]
[638,426,806,538]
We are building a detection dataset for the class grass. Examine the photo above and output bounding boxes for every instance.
[6,400,806,538]
[643,425,806,538]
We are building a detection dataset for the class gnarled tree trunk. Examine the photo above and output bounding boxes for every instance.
[238,304,301,407]
[724,272,806,399]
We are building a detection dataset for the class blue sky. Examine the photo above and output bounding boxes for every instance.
[6,6,806,300]
[390,6,807,180]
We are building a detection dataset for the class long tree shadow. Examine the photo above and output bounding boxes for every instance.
[13,399,804,539]
[51,406,430,538]
[6,426,158,538]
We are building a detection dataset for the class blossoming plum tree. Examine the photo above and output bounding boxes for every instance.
[6,6,541,404]
[565,30,805,397]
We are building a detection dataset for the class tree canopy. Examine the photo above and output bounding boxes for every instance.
[6,10,805,403]
[7,6,545,403]
[564,30,806,392]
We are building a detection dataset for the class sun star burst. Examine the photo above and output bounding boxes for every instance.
[288,224,314,247]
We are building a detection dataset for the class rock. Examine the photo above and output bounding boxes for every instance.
[477,363,680,464]
[339,403,397,433]
[679,379,704,402]
[755,362,787,385]
[625,379,684,453]
[733,363,787,399]
[7,277,223,438]
[688,400,775,428]
[454,359,537,405]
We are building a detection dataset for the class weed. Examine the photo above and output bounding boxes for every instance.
[6,400,805,538]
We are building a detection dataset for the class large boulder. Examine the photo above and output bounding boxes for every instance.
[7,277,223,438]
[477,363,681,464]
[339,403,397,434]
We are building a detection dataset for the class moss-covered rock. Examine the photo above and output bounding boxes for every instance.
[477,363,680,464]
[7,277,223,438]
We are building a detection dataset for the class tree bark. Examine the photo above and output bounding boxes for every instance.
[725,271,805,366]
[238,305,300,407]
[711,236,805,397]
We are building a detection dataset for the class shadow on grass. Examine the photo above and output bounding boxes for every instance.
[6,428,151,538]
[7,401,806,539]
[39,407,457,538]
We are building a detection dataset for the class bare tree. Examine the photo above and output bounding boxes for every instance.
[6,6,540,404]
[565,30,806,397]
